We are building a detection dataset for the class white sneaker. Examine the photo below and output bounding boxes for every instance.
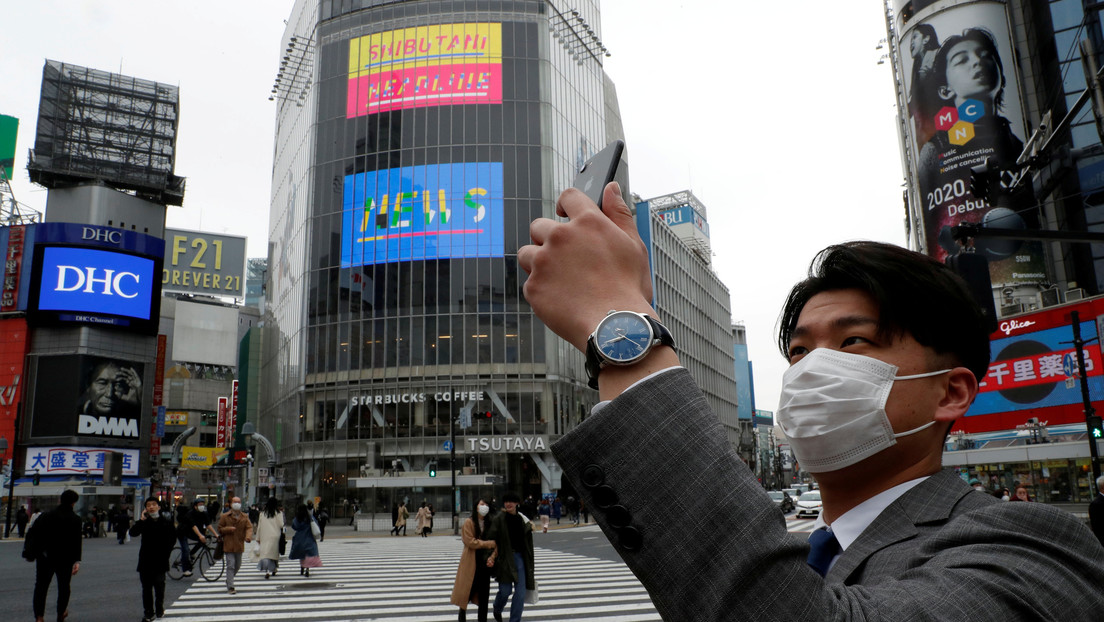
[183,571,193,577]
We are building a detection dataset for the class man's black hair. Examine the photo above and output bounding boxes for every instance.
[60,489,79,506]
[502,491,522,504]
[778,241,991,381]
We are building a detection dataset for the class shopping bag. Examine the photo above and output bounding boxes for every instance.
[213,539,224,560]
[251,540,261,562]
[310,518,321,541]
[525,580,539,605]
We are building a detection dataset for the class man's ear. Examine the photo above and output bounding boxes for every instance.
[934,367,978,423]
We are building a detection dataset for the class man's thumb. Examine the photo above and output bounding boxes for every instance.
[602,182,636,233]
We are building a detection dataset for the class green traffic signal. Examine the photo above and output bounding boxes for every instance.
[428,463,437,477]
[1089,416,1104,439]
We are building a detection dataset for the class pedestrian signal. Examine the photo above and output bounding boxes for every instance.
[428,462,437,477]
[1089,415,1104,439]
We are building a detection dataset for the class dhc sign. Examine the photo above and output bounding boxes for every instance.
[37,247,155,320]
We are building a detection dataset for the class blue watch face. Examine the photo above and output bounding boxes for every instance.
[595,312,653,364]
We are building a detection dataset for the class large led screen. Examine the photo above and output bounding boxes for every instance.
[347,23,502,118]
[37,246,156,319]
[897,1,1045,286]
[957,302,1104,433]
[30,354,146,442]
[341,162,505,267]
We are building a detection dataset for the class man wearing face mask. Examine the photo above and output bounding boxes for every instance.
[129,498,176,622]
[217,497,253,594]
[519,182,1104,621]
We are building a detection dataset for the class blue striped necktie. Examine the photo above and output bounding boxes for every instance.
[807,527,840,577]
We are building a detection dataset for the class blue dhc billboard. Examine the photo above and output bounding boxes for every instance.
[37,247,156,320]
[342,162,505,267]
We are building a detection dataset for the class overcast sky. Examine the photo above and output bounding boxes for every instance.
[3,1,907,414]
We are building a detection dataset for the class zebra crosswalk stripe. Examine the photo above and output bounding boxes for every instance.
[162,536,661,621]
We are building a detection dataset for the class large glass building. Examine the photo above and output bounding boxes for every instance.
[262,0,625,518]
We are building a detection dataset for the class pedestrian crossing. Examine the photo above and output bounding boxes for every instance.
[162,536,661,621]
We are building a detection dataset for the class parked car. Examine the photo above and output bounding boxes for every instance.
[795,490,823,518]
[767,490,795,513]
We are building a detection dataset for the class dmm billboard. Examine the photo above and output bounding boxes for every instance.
[957,298,1104,433]
[30,354,146,443]
[895,1,1045,286]
[347,23,502,117]
[341,162,505,267]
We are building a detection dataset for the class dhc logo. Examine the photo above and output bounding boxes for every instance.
[37,247,155,320]
[78,414,139,437]
[81,227,124,245]
[55,266,141,298]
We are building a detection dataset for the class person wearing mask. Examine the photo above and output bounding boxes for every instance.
[485,491,535,622]
[518,182,1104,620]
[289,504,322,577]
[255,497,285,579]
[129,498,176,622]
[26,489,82,622]
[217,496,253,594]
[451,498,498,622]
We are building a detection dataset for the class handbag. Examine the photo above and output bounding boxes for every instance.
[213,538,224,560]
[524,580,539,605]
[278,531,287,555]
[310,518,321,541]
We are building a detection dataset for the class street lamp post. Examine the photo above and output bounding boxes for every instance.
[3,410,22,539]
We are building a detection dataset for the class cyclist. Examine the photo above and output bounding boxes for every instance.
[176,499,218,577]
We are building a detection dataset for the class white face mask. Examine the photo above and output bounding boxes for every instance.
[148,510,160,519]
[477,504,490,517]
[231,503,242,511]
[777,348,950,472]
[196,505,206,513]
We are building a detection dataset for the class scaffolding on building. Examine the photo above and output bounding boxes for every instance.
[27,60,185,206]
[0,173,42,226]
[645,189,713,265]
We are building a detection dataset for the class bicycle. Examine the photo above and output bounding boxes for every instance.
[168,538,224,582]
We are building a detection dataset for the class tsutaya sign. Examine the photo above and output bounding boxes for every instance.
[466,436,548,453]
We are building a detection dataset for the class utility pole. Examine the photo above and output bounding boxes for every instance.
[1070,311,1102,483]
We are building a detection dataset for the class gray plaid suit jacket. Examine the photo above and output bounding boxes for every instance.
[552,368,1104,621]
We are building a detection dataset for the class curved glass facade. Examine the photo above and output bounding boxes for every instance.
[263,0,616,518]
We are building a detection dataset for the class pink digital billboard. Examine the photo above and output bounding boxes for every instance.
[347,23,502,118]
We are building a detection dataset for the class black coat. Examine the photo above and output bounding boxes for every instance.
[1090,493,1104,547]
[29,505,83,566]
[129,514,177,573]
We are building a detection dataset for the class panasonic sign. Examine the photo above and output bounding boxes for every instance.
[78,414,140,438]
[36,247,155,319]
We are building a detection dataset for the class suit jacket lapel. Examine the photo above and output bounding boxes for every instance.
[825,470,967,582]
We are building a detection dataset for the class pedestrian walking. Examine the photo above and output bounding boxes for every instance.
[566,496,579,526]
[96,506,107,538]
[16,506,29,537]
[256,497,285,579]
[129,498,176,622]
[486,491,536,622]
[314,506,329,541]
[113,505,132,544]
[580,499,589,524]
[392,502,409,536]
[537,499,550,533]
[25,489,82,622]
[551,497,562,525]
[349,501,359,526]
[416,502,432,537]
[289,504,322,577]
[217,496,253,594]
[451,498,497,622]
[427,503,436,535]
[390,503,400,535]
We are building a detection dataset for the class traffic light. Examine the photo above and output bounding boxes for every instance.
[33,470,40,486]
[1089,415,1104,439]
[969,158,997,202]
[428,462,437,477]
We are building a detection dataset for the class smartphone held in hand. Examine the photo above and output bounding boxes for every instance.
[572,139,627,210]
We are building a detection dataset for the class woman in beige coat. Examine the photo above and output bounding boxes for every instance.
[415,502,432,537]
[255,497,284,579]
[450,499,497,621]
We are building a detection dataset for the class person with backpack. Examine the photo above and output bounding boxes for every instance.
[25,489,83,622]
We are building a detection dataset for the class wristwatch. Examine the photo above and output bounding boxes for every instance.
[585,310,675,390]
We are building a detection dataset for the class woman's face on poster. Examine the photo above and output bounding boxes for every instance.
[942,39,1000,103]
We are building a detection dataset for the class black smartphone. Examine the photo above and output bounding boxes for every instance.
[572,139,626,210]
